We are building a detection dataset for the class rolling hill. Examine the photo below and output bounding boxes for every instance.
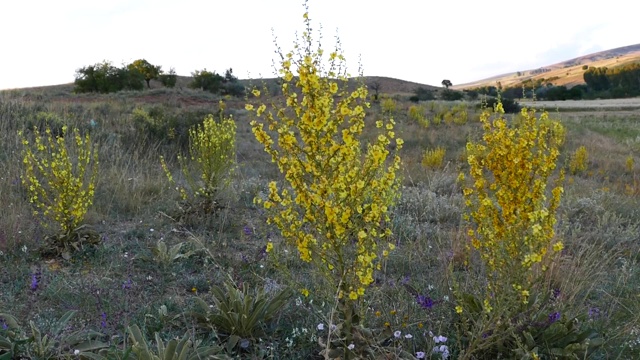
[454,43,640,90]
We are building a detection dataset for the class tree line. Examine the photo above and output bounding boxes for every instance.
[73,59,244,96]
[472,61,640,102]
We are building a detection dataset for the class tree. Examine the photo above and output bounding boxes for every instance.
[190,69,224,93]
[368,80,382,101]
[159,67,178,88]
[74,61,143,93]
[129,59,162,88]
[441,79,452,88]
[221,68,245,96]
[583,66,609,92]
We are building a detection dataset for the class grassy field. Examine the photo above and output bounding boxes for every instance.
[0,85,639,359]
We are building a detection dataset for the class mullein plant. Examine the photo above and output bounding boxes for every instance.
[19,125,99,259]
[458,103,569,357]
[161,102,236,215]
[247,4,402,357]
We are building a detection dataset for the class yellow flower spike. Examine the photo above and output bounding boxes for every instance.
[463,101,564,312]
[247,8,401,308]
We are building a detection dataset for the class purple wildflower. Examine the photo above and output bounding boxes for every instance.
[1,319,7,330]
[416,294,434,309]
[589,307,601,319]
[400,275,410,285]
[30,272,39,291]
[100,312,107,328]
[552,288,561,299]
[548,312,561,323]
[122,278,132,290]
[243,226,252,236]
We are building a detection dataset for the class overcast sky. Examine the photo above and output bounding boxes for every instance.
[1,0,637,90]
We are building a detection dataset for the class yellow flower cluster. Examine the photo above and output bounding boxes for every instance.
[626,154,634,173]
[20,126,98,233]
[569,145,588,175]
[462,103,565,303]
[161,105,236,207]
[248,17,402,301]
[381,97,397,115]
[421,147,446,169]
[408,105,429,128]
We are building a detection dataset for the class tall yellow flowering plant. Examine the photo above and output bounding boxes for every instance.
[461,103,565,310]
[20,125,99,257]
[161,104,236,214]
[248,6,402,337]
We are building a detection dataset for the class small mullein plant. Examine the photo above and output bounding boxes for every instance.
[247,5,402,358]
[19,125,99,259]
[161,102,236,215]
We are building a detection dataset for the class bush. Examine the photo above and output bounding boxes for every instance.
[412,87,435,101]
[159,67,178,88]
[190,69,224,93]
[481,97,521,113]
[440,89,464,101]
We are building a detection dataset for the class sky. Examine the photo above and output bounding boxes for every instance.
[1,0,638,90]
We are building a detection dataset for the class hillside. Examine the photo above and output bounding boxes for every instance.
[1,75,438,100]
[455,43,640,90]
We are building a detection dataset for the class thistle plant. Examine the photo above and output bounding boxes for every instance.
[20,125,99,257]
[247,6,402,355]
[462,103,565,306]
[161,104,236,214]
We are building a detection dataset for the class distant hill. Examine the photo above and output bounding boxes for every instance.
[1,75,438,98]
[455,43,640,90]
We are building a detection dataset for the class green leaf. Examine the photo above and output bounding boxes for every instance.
[75,340,109,352]
[0,314,19,329]
[78,352,108,360]
[174,336,191,360]
[225,335,240,354]
[52,310,77,335]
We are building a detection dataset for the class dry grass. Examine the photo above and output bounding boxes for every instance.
[0,84,639,358]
